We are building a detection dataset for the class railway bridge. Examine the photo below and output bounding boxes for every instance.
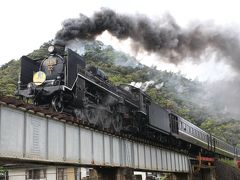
[0,98,216,180]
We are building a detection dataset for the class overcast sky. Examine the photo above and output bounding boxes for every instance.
[1,0,239,81]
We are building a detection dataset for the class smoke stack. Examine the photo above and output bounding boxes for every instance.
[52,39,66,55]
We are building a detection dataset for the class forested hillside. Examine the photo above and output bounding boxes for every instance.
[1,40,240,146]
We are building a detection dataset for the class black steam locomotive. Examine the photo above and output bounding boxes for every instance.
[16,42,153,133]
[16,42,240,159]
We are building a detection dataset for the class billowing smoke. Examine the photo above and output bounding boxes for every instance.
[55,8,240,73]
[55,8,240,120]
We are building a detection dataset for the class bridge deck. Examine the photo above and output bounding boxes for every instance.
[0,104,189,173]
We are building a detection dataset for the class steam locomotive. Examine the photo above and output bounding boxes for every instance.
[16,41,240,159]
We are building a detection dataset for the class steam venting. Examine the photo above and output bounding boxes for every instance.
[55,8,240,73]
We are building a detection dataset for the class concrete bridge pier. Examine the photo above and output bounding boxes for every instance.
[115,168,134,180]
[198,168,216,180]
[87,167,134,180]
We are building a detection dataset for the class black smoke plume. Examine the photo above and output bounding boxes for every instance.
[55,9,240,120]
[55,8,240,73]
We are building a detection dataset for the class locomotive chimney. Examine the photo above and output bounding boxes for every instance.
[52,39,66,55]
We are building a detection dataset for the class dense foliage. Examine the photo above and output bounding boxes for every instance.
[0,40,240,146]
[0,60,20,96]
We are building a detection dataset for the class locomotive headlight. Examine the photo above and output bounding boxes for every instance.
[48,46,55,53]
[33,71,46,86]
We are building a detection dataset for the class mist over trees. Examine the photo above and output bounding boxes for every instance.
[0,40,239,146]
